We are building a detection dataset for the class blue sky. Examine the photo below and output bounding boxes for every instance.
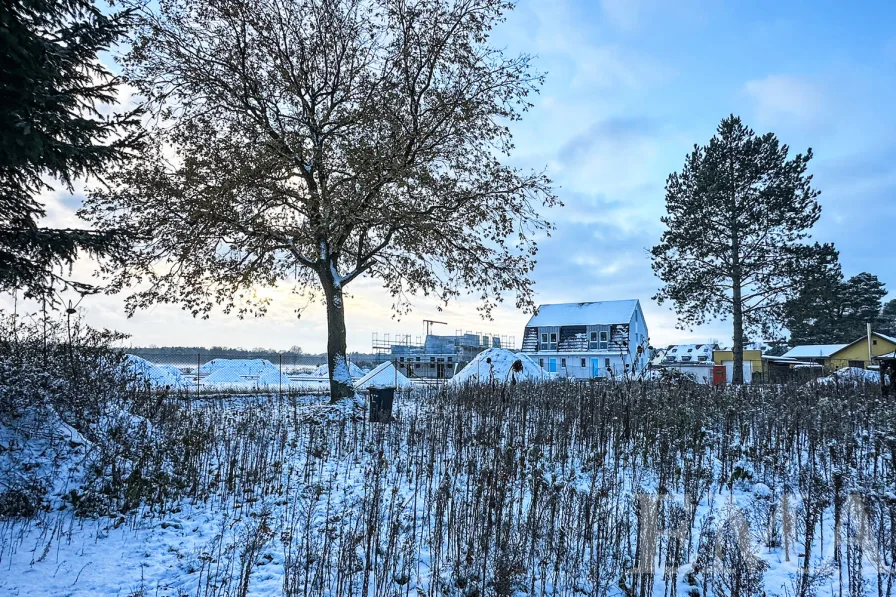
[4,0,895,352]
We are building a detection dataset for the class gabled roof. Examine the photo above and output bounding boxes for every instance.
[783,332,896,361]
[525,300,639,327]
[781,344,848,359]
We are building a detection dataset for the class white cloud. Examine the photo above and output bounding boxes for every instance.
[600,0,641,31]
[743,74,825,126]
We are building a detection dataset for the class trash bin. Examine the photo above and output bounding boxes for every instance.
[368,387,395,423]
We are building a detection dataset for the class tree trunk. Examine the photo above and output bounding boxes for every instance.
[319,263,355,402]
[732,281,745,385]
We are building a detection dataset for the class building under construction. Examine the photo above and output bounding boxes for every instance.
[372,321,515,379]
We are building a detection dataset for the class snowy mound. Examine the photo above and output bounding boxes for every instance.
[815,367,881,385]
[313,361,367,379]
[355,362,414,390]
[448,348,549,387]
[124,355,186,389]
[203,359,282,386]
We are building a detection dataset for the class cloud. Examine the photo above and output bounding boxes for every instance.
[523,0,670,91]
[600,0,641,31]
[743,75,825,126]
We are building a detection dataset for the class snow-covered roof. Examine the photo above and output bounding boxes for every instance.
[525,300,639,327]
[874,332,896,344]
[781,344,847,359]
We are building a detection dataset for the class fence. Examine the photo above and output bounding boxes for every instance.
[126,351,381,395]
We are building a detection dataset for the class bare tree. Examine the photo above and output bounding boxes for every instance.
[83,0,557,399]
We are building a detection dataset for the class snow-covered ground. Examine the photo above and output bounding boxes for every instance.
[1,383,892,597]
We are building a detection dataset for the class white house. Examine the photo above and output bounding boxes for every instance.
[520,300,649,379]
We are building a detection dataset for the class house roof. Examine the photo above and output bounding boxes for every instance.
[781,333,896,361]
[781,344,848,359]
[525,300,639,327]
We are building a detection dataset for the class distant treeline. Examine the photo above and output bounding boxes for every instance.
[124,346,379,364]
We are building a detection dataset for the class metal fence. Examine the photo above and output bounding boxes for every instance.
[125,351,381,395]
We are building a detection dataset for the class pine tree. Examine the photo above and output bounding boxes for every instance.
[877,299,896,337]
[786,267,887,344]
[651,115,822,384]
[0,0,142,300]
[841,273,887,339]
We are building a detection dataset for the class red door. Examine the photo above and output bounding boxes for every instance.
[712,366,727,386]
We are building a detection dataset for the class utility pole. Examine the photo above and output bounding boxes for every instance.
[868,322,873,365]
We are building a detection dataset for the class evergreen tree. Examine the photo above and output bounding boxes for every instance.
[651,115,822,384]
[785,266,887,344]
[0,0,142,300]
[782,245,842,345]
[877,299,896,337]
[841,273,887,339]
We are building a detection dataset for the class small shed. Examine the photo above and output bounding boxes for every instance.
[873,351,896,396]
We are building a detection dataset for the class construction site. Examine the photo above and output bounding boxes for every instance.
[372,320,516,380]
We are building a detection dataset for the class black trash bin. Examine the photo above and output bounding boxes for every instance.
[368,387,396,423]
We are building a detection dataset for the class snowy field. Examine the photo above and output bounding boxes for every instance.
[1,380,894,597]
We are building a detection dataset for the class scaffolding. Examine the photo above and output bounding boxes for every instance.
[371,327,517,379]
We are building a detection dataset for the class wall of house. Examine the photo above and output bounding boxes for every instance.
[829,336,896,368]
[718,361,754,383]
[658,364,714,384]
[713,350,763,371]
[532,353,629,379]
[629,305,649,373]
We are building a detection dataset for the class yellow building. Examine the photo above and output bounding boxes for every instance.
[782,332,896,370]
[712,349,764,382]
[712,349,763,370]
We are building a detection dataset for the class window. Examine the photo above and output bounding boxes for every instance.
[873,339,878,345]
[415,364,420,369]
[561,358,567,368]
[539,358,544,368]
[399,356,405,362]
[416,356,421,362]
[430,356,435,363]
[604,358,611,369]
[590,331,597,342]
[550,333,557,343]
[687,348,693,353]
[600,331,608,342]
[541,333,548,343]
[581,358,587,368]
[447,356,453,363]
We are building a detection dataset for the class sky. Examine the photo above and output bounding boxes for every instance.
[5,0,896,353]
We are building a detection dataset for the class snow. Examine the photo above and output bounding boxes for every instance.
[201,359,282,387]
[448,348,550,386]
[312,360,366,379]
[525,299,638,327]
[781,344,847,358]
[354,361,414,390]
[0,387,887,596]
[814,366,882,385]
[124,354,187,389]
